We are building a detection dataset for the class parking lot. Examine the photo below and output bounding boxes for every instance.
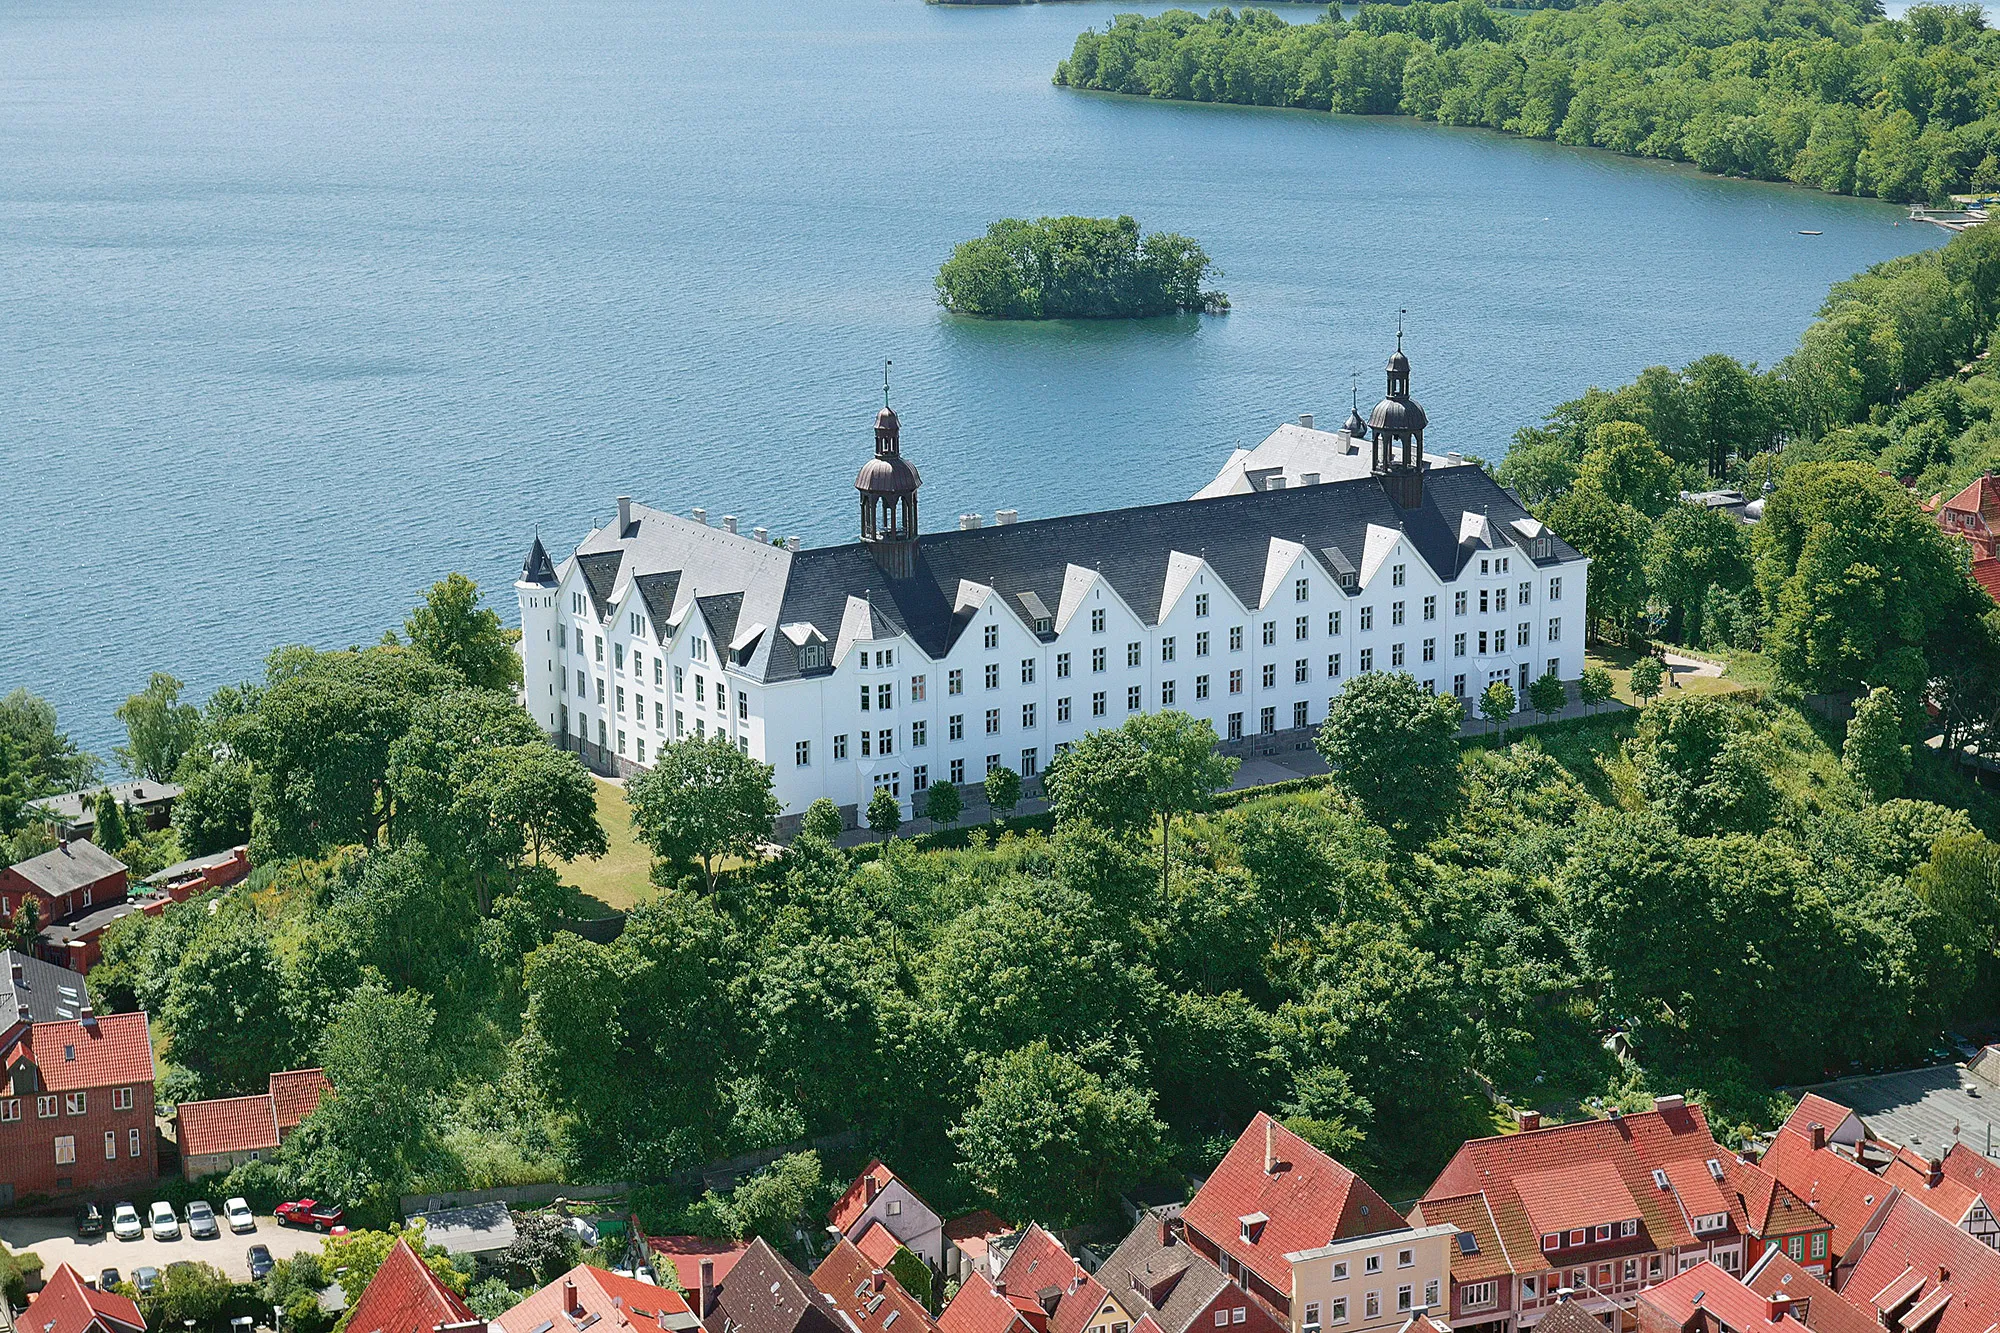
[0,1212,327,1282]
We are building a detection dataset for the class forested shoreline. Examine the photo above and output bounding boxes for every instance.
[1056,0,2000,203]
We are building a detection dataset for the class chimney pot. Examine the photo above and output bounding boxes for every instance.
[691,508,708,526]
[1299,414,1314,429]
[1928,1158,1944,1187]
[1265,1117,1276,1175]
[787,536,801,552]
[1809,1122,1827,1151]
[754,527,769,544]
[996,510,1018,526]
[723,516,738,535]
[1653,1093,1685,1113]
[618,496,633,533]
[865,1176,879,1204]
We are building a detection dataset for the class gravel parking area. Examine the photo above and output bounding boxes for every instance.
[0,1213,326,1282]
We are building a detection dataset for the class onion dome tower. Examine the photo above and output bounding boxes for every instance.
[1368,322,1429,509]
[857,362,921,579]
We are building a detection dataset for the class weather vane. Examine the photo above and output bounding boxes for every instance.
[1351,370,1360,411]
[883,358,893,409]
[1397,308,1408,350]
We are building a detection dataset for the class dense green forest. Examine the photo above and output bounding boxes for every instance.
[1056,0,2000,203]
[935,215,1226,318]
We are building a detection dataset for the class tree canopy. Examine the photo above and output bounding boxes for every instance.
[936,216,1225,318]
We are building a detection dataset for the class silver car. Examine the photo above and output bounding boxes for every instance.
[148,1200,180,1241]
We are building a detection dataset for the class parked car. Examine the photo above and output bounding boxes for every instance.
[148,1201,180,1241]
[98,1269,121,1292]
[112,1203,143,1242]
[133,1268,160,1297]
[76,1202,105,1237]
[224,1198,256,1234]
[274,1199,344,1231]
[186,1201,219,1240]
[245,1245,275,1280]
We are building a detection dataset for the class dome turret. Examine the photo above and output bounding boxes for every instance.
[858,366,921,578]
[1369,331,1428,509]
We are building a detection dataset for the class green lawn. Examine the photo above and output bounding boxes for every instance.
[560,779,656,913]
[1585,643,1755,704]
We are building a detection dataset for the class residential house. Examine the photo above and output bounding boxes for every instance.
[0,840,127,930]
[938,1271,1049,1333]
[699,1237,847,1333]
[1739,1250,1875,1333]
[1933,474,2000,560]
[0,951,93,1040]
[1832,1191,2000,1333]
[1283,1221,1459,1333]
[28,783,183,842]
[1878,1142,2000,1251]
[643,1235,752,1295]
[18,1263,145,1333]
[831,1160,949,1271]
[1512,1306,1597,1333]
[1754,1100,1892,1265]
[997,1225,1133,1333]
[175,1067,329,1179]
[1181,1113,1406,1322]
[1634,1261,1816,1333]
[1094,1211,1289,1333]
[0,1010,157,1203]
[342,1237,481,1333]
[144,847,250,902]
[944,1211,1014,1286]
[1722,1157,1836,1277]
[37,897,165,974]
[1414,1097,1752,1333]
[498,1265,700,1333]
[811,1236,940,1333]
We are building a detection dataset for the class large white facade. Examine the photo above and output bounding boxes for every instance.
[516,358,1590,828]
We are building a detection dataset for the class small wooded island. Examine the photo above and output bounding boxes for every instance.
[935,215,1227,319]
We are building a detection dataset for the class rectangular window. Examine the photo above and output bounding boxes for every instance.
[1392,601,1405,626]
[596,678,606,704]
[1092,608,1106,632]
[949,669,964,695]
[37,1096,56,1118]
[1161,680,1176,706]
[1460,1283,1496,1311]
[1295,576,1310,602]
[1127,685,1142,711]
[1328,651,1342,679]
[1621,1220,1637,1237]
[55,1135,74,1165]
[1479,630,1489,654]
[951,758,966,784]
[985,663,999,689]
[1329,1299,1348,1325]
[1294,658,1309,684]
[1196,593,1210,617]
[655,659,663,686]
[113,1086,135,1111]
[616,688,628,715]
[635,738,646,763]
[1228,712,1243,740]
[1360,648,1374,672]
[1454,591,1468,616]
[595,635,605,662]
[1128,641,1142,667]
[833,734,848,760]
[1423,595,1436,621]
[1022,703,1037,728]
[1093,691,1107,717]
[1363,1294,1379,1321]
[1093,647,1107,673]
[1022,658,1036,684]
[1304,1303,1320,1331]
[129,1127,141,1157]
[694,675,704,702]
[104,1130,117,1160]
[738,693,749,721]
[1230,626,1244,651]
[1021,748,1039,777]
[912,720,928,747]
[1519,580,1532,606]
[985,623,999,650]
[1360,606,1373,632]
[675,710,685,736]
[912,675,927,702]
[1257,621,1273,647]
[1260,706,1276,734]
[861,730,872,757]
[1058,696,1072,722]
[1422,638,1435,662]
[1196,631,1210,657]
[1293,700,1308,729]
[1391,643,1405,667]
[1568,1230,1584,1246]
[0,1100,15,1122]
[1391,563,1405,587]
[1595,1225,1611,1243]
[1517,622,1531,648]
[1162,637,1176,663]
[1057,653,1071,678]
[1551,577,1562,601]
[795,741,811,766]
[985,754,1001,775]
[1229,669,1243,695]
[1497,588,1509,612]
[1195,675,1209,700]
[950,714,965,741]
[1424,1281,1439,1308]
[1397,1287,1411,1313]
[1454,632,1467,657]
[1261,663,1276,689]
[1295,615,1309,641]
[986,709,1001,734]
[1329,610,1341,635]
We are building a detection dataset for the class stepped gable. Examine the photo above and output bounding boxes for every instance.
[344,1237,476,1333]
[1419,1099,1745,1276]
[1841,1192,2000,1333]
[810,1236,938,1333]
[1183,1112,1404,1296]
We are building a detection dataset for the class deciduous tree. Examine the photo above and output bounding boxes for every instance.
[114,673,200,782]
[1845,685,1911,800]
[866,788,902,841]
[1314,673,1464,842]
[1044,711,1238,896]
[403,573,521,692]
[921,781,961,829]
[627,735,779,891]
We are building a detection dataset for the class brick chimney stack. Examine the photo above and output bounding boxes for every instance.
[1766,1293,1792,1324]
[699,1259,715,1319]
[1809,1123,1827,1151]
[1265,1118,1276,1175]
[1517,1110,1541,1132]
[564,1280,582,1317]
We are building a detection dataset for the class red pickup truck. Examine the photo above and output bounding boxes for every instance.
[275,1199,345,1231]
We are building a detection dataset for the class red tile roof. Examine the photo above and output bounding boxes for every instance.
[1879,1143,1986,1228]
[938,1271,1045,1333]
[831,1160,901,1234]
[811,1237,939,1333]
[1741,1250,1873,1333]
[9,1013,154,1092]
[1637,1261,1796,1333]
[20,1264,145,1333]
[1971,558,2000,603]
[998,1222,1115,1333]
[1842,1193,2000,1333]
[645,1236,752,1294]
[1512,1160,1637,1237]
[1408,1194,1509,1282]
[1783,1096,1861,1146]
[343,1238,475,1333]
[269,1067,331,1131]
[1422,1101,1743,1281]
[1724,1158,1830,1240]
[497,1265,695,1333]
[1941,475,2000,520]
[1755,1126,1888,1259]
[1184,1113,1403,1295]
[177,1093,280,1158]
[855,1221,904,1269]
[944,1210,1013,1268]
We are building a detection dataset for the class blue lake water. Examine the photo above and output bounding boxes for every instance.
[0,0,1944,751]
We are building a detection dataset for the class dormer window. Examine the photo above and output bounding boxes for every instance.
[1035,617,1054,636]
[1542,1234,1559,1251]
[1567,1229,1584,1246]
[1533,537,1552,559]
[1239,1212,1269,1244]
[799,644,826,670]
[1652,1169,1670,1190]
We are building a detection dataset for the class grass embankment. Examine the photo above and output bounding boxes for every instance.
[561,779,654,913]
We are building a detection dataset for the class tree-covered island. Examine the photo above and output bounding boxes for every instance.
[1055,0,2000,204]
[935,214,1227,318]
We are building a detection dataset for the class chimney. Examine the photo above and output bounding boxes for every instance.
[9,959,21,986]
[1037,1289,1061,1317]
[754,527,769,544]
[1265,1117,1276,1174]
[723,516,738,535]
[1301,473,1321,486]
[80,1002,96,1030]
[787,536,801,552]
[699,1259,715,1319]
[872,1271,887,1293]
[1299,414,1315,429]
[1765,1293,1792,1325]
[1928,1157,1945,1187]
[692,508,708,526]
[1159,1214,1174,1247]
[1517,1109,1541,1132]
[564,1280,582,1317]
[1809,1122,1827,1151]
[997,510,1018,526]
[865,1175,879,1204]
[965,514,983,530]
[618,496,632,533]
[58,837,68,852]
[992,1281,1006,1298]
[1653,1094,1686,1113]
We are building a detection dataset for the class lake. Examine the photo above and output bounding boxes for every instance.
[0,0,1942,752]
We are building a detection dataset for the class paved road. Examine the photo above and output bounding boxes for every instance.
[0,1213,325,1282]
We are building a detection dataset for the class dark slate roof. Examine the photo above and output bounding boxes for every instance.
[635,572,683,639]
[30,782,182,825]
[697,592,745,652]
[8,839,127,897]
[703,1238,846,1333]
[578,550,623,618]
[1094,1220,1234,1333]
[522,535,558,586]
[0,950,92,1031]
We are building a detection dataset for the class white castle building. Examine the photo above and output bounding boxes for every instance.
[515,347,1590,830]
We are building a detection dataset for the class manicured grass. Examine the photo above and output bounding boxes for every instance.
[1585,643,1754,704]
[559,779,656,914]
